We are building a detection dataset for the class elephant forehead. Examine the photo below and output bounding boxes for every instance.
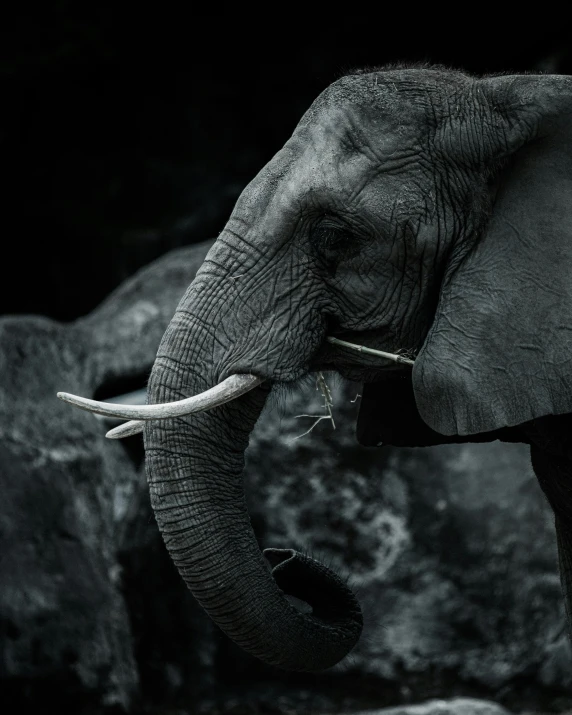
[255,118,405,214]
[300,103,421,169]
[225,90,430,231]
[278,112,428,217]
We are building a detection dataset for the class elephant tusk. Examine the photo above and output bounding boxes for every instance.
[326,336,415,366]
[106,419,144,439]
[57,373,265,420]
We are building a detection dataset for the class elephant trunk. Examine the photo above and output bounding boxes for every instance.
[143,301,362,671]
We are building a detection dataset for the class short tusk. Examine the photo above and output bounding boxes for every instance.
[57,373,264,420]
[106,420,144,439]
[326,336,415,366]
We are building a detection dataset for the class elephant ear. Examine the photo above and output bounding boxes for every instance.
[356,374,524,448]
[413,74,572,436]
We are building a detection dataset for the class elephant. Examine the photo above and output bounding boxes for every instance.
[59,65,572,674]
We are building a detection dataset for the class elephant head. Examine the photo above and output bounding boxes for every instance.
[59,67,572,671]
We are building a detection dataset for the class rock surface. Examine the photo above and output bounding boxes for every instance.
[1,243,571,713]
[335,697,512,715]
[239,377,572,711]
[0,241,214,711]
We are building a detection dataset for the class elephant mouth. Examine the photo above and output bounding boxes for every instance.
[57,334,414,438]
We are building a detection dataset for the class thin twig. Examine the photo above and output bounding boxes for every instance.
[326,336,415,366]
[290,415,334,441]
[316,371,335,429]
[291,372,336,442]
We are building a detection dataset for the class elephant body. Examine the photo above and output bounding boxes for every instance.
[59,66,572,676]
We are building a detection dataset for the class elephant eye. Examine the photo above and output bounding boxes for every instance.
[310,220,354,263]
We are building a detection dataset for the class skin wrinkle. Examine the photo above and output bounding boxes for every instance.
[175,310,230,352]
[213,241,321,381]
[274,266,297,369]
[153,360,205,393]
[151,478,244,516]
[191,305,242,382]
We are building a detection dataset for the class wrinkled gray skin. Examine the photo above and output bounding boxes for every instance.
[144,67,572,672]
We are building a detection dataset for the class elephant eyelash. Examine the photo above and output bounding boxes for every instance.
[314,226,351,250]
[310,220,357,262]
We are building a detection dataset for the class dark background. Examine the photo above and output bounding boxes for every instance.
[2,11,571,320]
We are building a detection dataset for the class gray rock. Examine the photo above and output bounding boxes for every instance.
[0,240,214,711]
[339,697,511,715]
